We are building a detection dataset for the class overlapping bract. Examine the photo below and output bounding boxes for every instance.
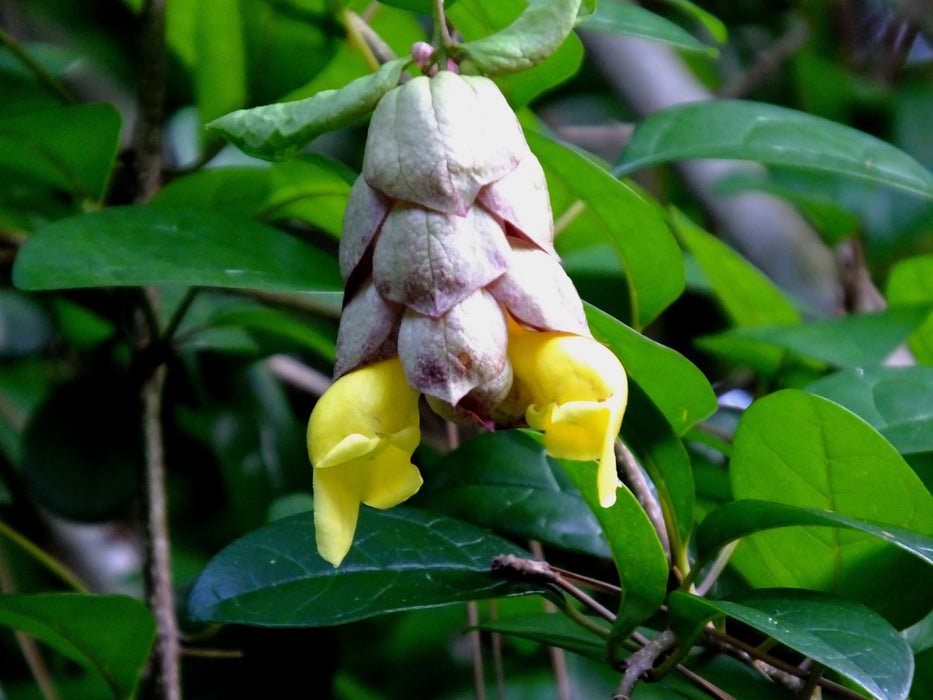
[307,68,628,566]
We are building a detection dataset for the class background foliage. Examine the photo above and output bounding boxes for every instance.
[0,0,932,698]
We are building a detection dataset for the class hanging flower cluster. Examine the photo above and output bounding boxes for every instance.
[308,64,628,566]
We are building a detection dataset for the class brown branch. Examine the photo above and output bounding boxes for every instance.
[615,439,670,563]
[133,0,167,202]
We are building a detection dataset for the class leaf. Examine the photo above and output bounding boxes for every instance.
[579,1,714,54]
[557,458,668,643]
[187,507,550,627]
[585,303,716,435]
[475,612,607,662]
[529,132,684,328]
[806,366,933,456]
[661,0,727,43]
[619,382,696,557]
[457,0,582,76]
[615,100,933,200]
[0,593,155,700]
[12,205,342,294]
[447,0,584,107]
[695,499,933,569]
[0,103,121,201]
[193,0,247,125]
[708,305,930,368]
[418,431,609,558]
[208,57,410,161]
[670,208,800,327]
[669,589,913,700]
[886,254,933,364]
[729,390,933,627]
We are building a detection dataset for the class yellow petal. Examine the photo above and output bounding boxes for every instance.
[307,358,423,566]
[507,321,627,507]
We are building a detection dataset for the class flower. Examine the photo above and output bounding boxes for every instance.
[505,320,628,508]
[307,358,422,566]
[307,59,629,565]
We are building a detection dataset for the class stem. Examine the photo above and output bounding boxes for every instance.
[0,26,73,103]
[142,363,182,700]
[0,545,61,700]
[466,601,487,700]
[133,0,167,202]
[0,520,88,593]
[615,439,671,563]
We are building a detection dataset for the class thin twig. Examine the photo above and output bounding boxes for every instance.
[133,0,167,202]
[615,439,671,563]
[530,542,571,700]
[0,545,61,700]
[0,26,74,103]
[614,629,677,700]
[705,628,870,700]
[466,601,487,700]
[142,363,181,700]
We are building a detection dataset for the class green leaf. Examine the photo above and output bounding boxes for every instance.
[695,499,933,570]
[579,1,714,54]
[208,57,410,161]
[0,103,121,202]
[669,589,913,700]
[619,382,695,559]
[457,0,582,76]
[806,366,933,456]
[616,100,933,200]
[671,208,800,326]
[661,0,727,43]
[529,132,683,328]
[187,507,549,627]
[586,305,716,435]
[557,458,668,643]
[12,205,342,294]
[475,612,607,662]
[0,593,155,700]
[203,304,337,362]
[418,431,609,557]
[708,305,930,368]
[193,0,247,125]
[447,0,584,106]
[886,254,933,364]
[729,389,933,627]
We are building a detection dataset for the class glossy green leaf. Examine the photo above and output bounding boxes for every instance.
[708,305,929,368]
[0,593,155,700]
[0,103,121,201]
[529,132,683,328]
[447,0,584,106]
[886,255,933,364]
[730,390,933,627]
[557,458,668,642]
[208,57,410,161]
[887,255,933,305]
[669,589,913,700]
[695,499,933,571]
[203,305,336,362]
[187,507,549,627]
[806,366,933,456]
[619,382,695,558]
[194,0,247,125]
[418,431,608,557]
[671,208,800,326]
[12,205,342,293]
[579,1,714,54]
[585,304,716,435]
[661,0,727,43]
[152,167,272,217]
[475,612,607,662]
[457,0,582,75]
[616,100,933,200]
